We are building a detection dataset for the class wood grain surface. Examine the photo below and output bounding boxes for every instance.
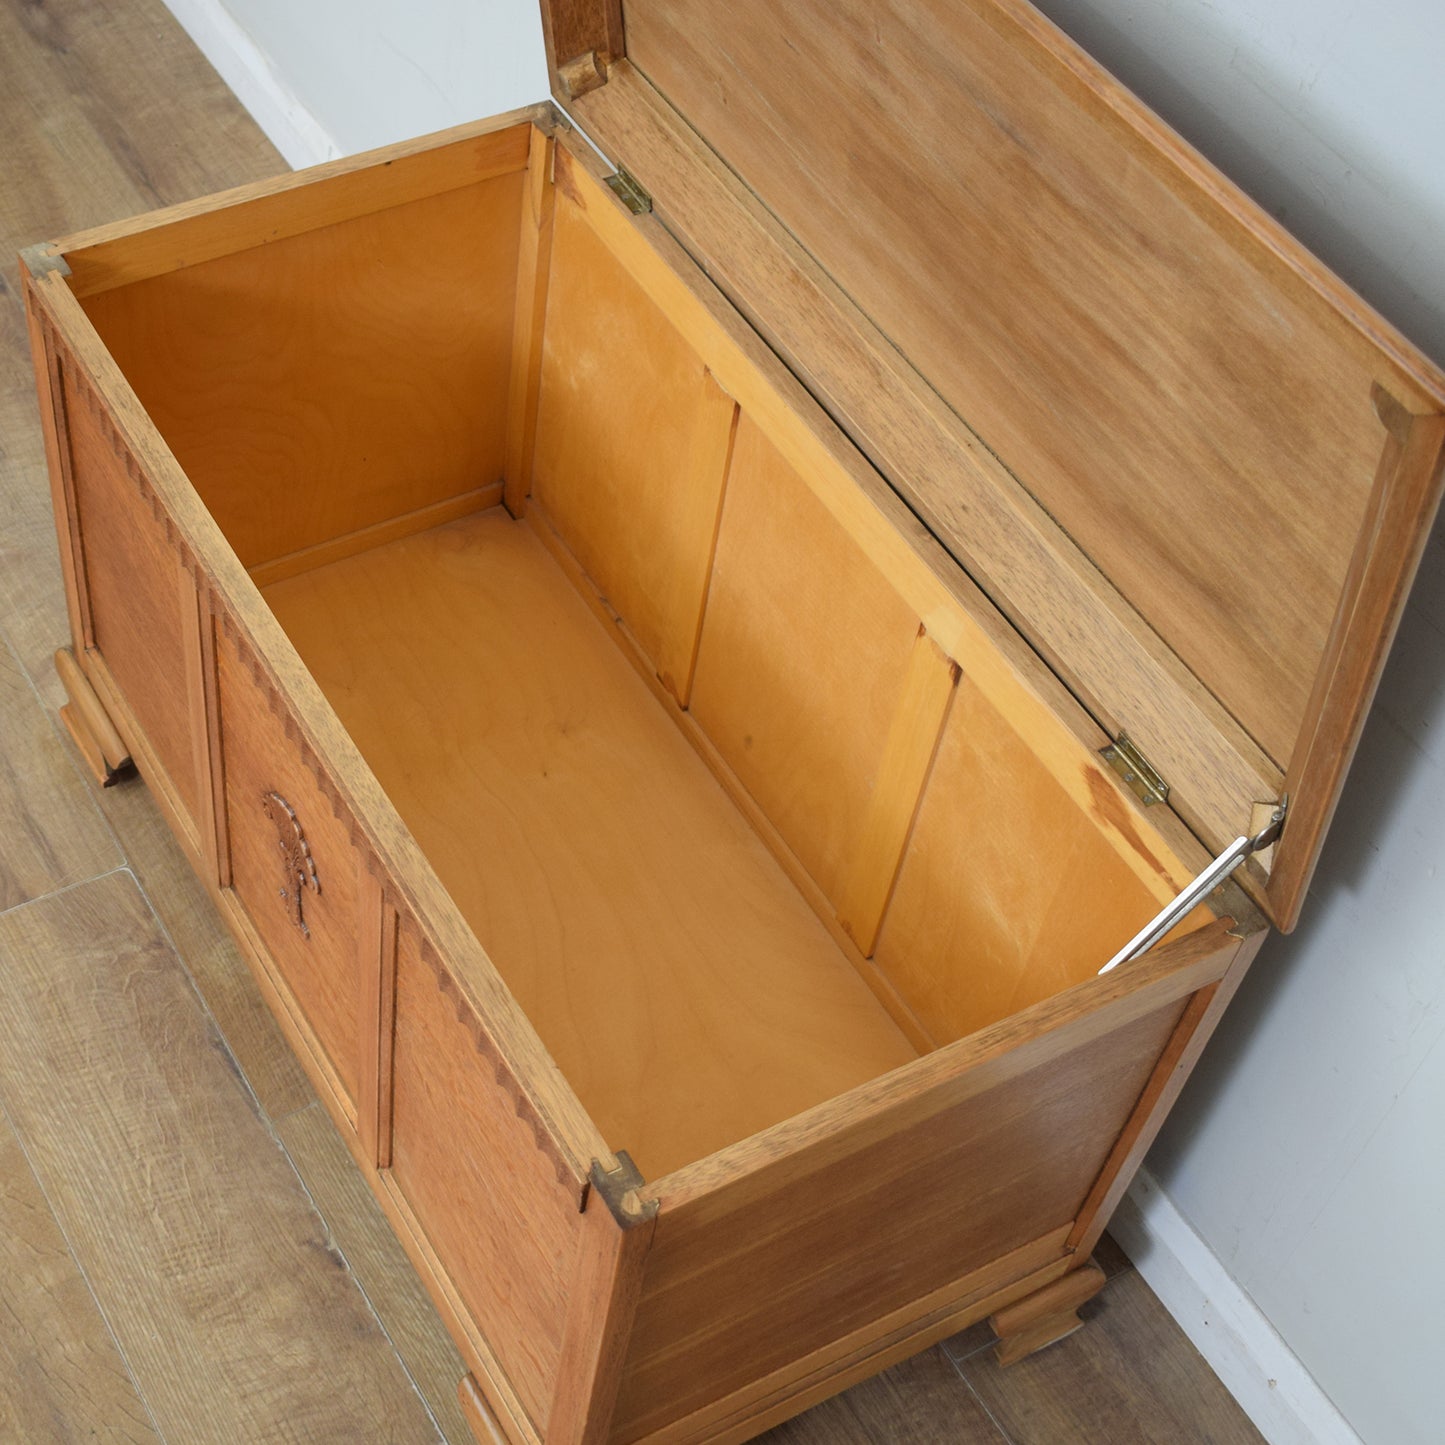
[264,510,917,1178]
[2,3,1270,1439]
[533,182,738,700]
[277,1101,473,1444]
[58,122,536,295]
[505,126,558,515]
[569,67,1282,873]
[613,996,1187,1439]
[1269,398,1445,927]
[81,175,524,571]
[57,359,204,825]
[388,919,585,1434]
[0,636,120,910]
[959,1266,1263,1444]
[541,0,625,75]
[55,643,130,772]
[0,871,442,1442]
[30,159,614,1190]
[545,1179,658,1444]
[690,412,941,924]
[545,134,1212,896]
[0,0,284,710]
[872,677,1173,1041]
[2,291,73,715]
[214,620,366,1113]
[758,1346,1000,1444]
[570,50,1445,927]
[0,1112,159,1444]
[90,759,314,1118]
[51,101,1253,1440]
[622,0,1445,772]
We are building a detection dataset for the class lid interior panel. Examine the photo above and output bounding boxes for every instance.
[622,0,1432,771]
[551,0,1445,927]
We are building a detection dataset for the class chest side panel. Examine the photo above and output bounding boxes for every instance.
[614,991,1190,1439]
[387,918,583,1435]
[56,357,202,833]
[214,619,364,1113]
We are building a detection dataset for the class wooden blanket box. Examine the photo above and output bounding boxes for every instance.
[21,1,1445,1440]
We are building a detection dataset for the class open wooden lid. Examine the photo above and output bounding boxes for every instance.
[541,0,1445,929]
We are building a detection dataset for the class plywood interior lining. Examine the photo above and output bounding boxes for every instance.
[108,118,1205,1174]
[79,173,526,571]
[874,680,1171,1044]
[531,188,738,703]
[263,510,920,1179]
[689,414,940,937]
[260,498,1188,1173]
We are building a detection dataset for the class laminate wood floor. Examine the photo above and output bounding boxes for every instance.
[0,2,1267,1440]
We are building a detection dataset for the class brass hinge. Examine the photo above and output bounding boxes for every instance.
[605,167,653,215]
[1100,733,1169,806]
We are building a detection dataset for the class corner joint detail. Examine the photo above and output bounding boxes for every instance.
[20,243,71,280]
[588,1151,659,1229]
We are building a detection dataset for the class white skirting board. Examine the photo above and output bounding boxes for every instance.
[1114,1170,1363,1445]
[160,0,338,168]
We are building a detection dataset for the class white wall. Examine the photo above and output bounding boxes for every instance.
[163,3,1445,1442]
[162,0,550,165]
[1019,6,1445,1444]
[1030,0,1445,366]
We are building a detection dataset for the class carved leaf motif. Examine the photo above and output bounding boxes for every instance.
[261,790,321,937]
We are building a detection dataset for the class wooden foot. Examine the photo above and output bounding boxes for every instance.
[54,648,134,787]
[989,1260,1107,1366]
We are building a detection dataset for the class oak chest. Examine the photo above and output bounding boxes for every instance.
[22,2,1445,1441]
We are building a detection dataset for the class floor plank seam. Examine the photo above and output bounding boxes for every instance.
[272,1104,454,1444]
[2,615,442,1432]
[0,1074,171,1445]
[0,863,134,921]
[9,623,321,1131]
[945,1326,1004,1366]
[943,1348,1019,1445]
[120,858,282,1119]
